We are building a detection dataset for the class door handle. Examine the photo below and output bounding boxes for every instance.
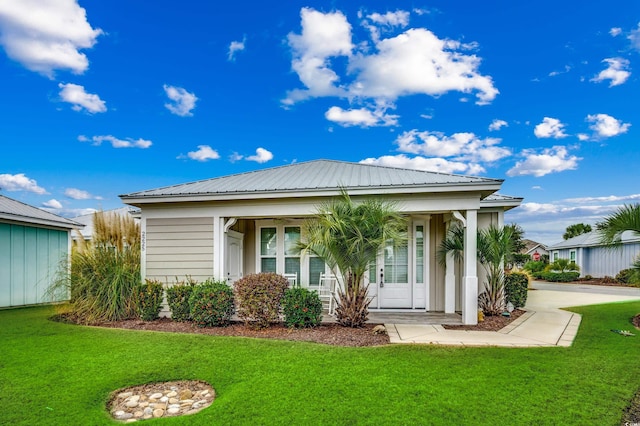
[379,268,384,288]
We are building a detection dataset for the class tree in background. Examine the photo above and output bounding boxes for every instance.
[563,223,592,240]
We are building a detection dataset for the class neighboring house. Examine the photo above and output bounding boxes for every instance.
[0,195,82,308]
[72,207,140,241]
[522,239,548,261]
[120,160,522,324]
[547,230,640,277]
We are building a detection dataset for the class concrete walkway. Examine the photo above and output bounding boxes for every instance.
[386,283,640,347]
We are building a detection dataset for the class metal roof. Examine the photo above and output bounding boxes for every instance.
[121,159,503,200]
[547,230,640,249]
[0,195,82,230]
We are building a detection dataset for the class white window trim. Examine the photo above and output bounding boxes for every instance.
[256,220,324,287]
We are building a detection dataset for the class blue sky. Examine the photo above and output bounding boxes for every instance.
[0,0,638,245]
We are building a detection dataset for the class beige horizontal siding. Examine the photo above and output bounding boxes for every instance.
[145,217,213,282]
[146,246,213,255]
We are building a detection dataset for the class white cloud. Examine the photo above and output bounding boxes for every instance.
[64,187,101,200]
[362,10,410,42]
[348,28,498,105]
[180,145,220,162]
[360,154,485,174]
[506,200,627,245]
[488,119,508,131]
[590,58,630,87]
[563,193,640,204]
[0,0,102,77]
[395,130,511,163]
[325,104,398,127]
[577,133,589,141]
[0,173,46,194]
[367,11,410,27]
[246,147,273,163]
[229,152,243,162]
[586,113,631,138]
[81,135,152,149]
[507,146,580,177]
[163,85,198,117]
[58,83,106,113]
[610,27,622,37]
[42,199,62,209]
[534,117,568,139]
[629,23,640,51]
[548,65,571,77]
[284,8,353,104]
[284,8,498,107]
[228,36,246,61]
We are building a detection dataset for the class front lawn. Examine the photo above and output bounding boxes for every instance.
[1,302,639,425]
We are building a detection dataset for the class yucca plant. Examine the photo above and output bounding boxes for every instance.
[49,210,141,323]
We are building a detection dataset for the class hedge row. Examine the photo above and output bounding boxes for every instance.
[134,273,323,328]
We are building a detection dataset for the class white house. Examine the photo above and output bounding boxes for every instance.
[0,195,82,308]
[547,230,640,278]
[120,160,522,325]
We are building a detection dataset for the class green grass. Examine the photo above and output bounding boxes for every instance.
[1,302,639,425]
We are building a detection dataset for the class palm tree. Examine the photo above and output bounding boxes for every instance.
[298,190,407,327]
[438,224,516,315]
[596,203,640,283]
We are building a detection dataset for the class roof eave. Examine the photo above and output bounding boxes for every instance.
[120,182,504,204]
[0,213,84,230]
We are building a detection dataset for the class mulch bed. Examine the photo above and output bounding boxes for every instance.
[442,309,526,331]
[91,317,391,347]
[52,309,528,346]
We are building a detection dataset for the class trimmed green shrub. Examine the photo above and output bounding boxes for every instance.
[189,279,234,327]
[504,272,529,308]
[233,273,289,329]
[166,277,197,322]
[282,287,323,328]
[615,269,633,284]
[136,279,164,321]
[541,271,580,282]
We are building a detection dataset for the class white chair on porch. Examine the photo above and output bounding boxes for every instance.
[318,273,338,316]
[283,272,298,287]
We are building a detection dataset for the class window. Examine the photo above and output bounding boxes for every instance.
[257,221,325,286]
[260,227,277,272]
[309,257,326,286]
[284,227,301,279]
[415,225,424,284]
[570,250,576,264]
[553,251,559,261]
[384,243,408,283]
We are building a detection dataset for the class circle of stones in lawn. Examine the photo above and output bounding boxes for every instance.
[108,380,215,422]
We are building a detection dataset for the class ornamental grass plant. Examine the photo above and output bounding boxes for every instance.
[47,211,141,323]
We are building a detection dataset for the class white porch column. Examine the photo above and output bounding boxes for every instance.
[213,215,223,280]
[444,219,456,314]
[462,209,478,325]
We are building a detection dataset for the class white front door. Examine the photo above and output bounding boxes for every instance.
[378,242,412,308]
[225,230,244,285]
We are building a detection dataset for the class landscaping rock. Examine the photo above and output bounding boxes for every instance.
[108,380,214,422]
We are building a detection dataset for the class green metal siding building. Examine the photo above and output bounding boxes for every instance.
[0,195,81,308]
